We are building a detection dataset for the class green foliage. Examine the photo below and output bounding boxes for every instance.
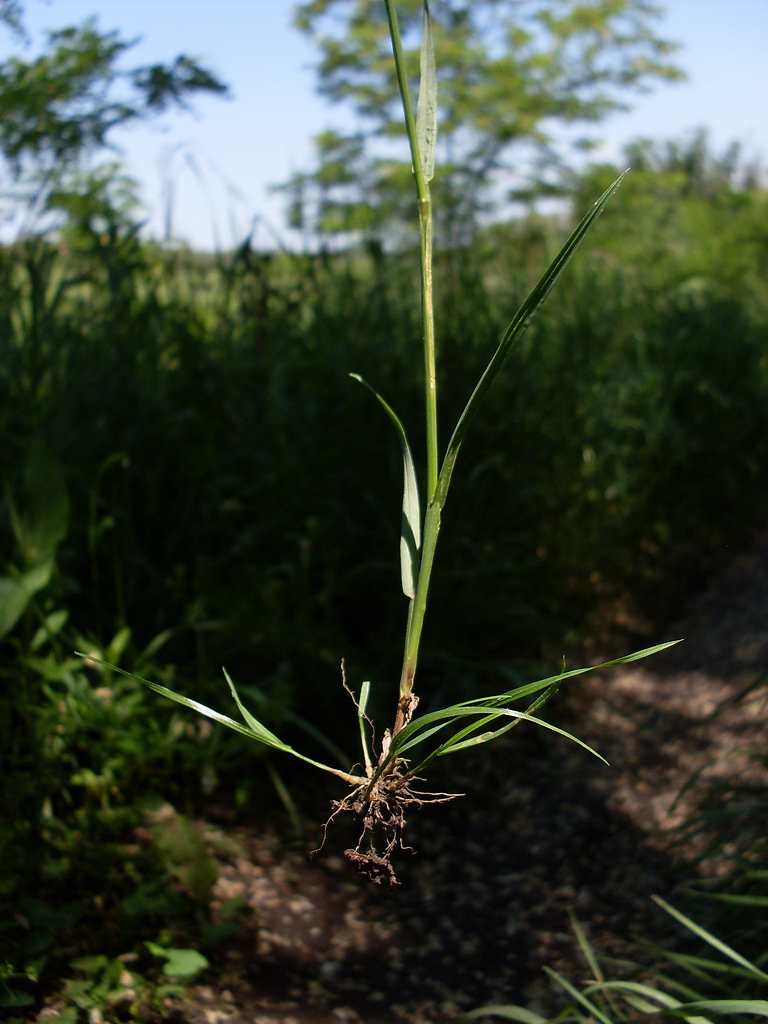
[466,895,768,1023]
[92,4,647,847]
[350,373,422,599]
[0,2,23,37]
[289,0,683,234]
[0,11,227,226]
[0,0,763,1007]
[0,605,235,1008]
[0,137,763,718]
[36,944,207,1021]
[0,0,765,980]
[0,438,67,637]
[145,942,210,979]
[82,2,691,885]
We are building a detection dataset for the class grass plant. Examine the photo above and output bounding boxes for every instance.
[84,0,678,882]
[465,896,768,1023]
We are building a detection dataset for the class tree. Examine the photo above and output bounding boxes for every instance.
[0,10,228,233]
[289,0,683,238]
[0,1,23,37]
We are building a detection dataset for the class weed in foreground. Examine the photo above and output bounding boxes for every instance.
[85,0,678,882]
[465,895,768,1023]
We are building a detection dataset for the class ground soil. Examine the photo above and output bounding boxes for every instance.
[161,536,768,1023]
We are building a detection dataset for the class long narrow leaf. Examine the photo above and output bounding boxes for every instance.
[570,912,604,983]
[393,702,529,752]
[436,171,628,508]
[415,0,436,182]
[653,897,768,983]
[652,975,710,1002]
[463,1008,548,1024]
[458,640,682,711]
[363,702,535,786]
[586,981,692,1006]
[636,941,757,983]
[76,653,267,742]
[435,677,562,757]
[223,667,289,748]
[693,893,768,908]
[396,640,681,748]
[350,374,421,598]
[374,642,674,781]
[669,1002,768,1018]
[265,759,304,840]
[585,981,712,1024]
[242,684,351,769]
[358,679,373,773]
[76,655,365,785]
[432,712,516,755]
[544,967,613,1024]
[391,701,606,764]
[441,708,609,765]
[384,0,427,197]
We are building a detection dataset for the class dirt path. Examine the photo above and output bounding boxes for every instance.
[180,535,768,1024]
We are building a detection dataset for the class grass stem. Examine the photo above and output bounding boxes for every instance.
[386,0,440,708]
[398,501,441,702]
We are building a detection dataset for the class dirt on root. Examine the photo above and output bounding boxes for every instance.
[177,534,768,1024]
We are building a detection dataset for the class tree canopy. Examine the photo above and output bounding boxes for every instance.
[0,9,228,233]
[289,0,684,236]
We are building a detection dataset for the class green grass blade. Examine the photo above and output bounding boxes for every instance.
[653,897,768,983]
[265,759,304,840]
[435,171,628,508]
[453,641,682,712]
[384,0,427,200]
[585,982,712,1024]
[637,941,756,983]
[670,1002,768,1018]
[76,654,265,742]
[544,967,614,1024]
[587,980,675,1014]
[692,894,768,908]
[463,1007,548,1024]
[76,655,365,785]
[435,680,561,757]
[570,911,605,983]
[371,703,530,782]
[651,975,708,1002]
[391,700,606,765]
[586,981,688,1006]
[242,684,351,769]
[350,374,421,598]
[392,703,528,753]
[358,679,372,773]
[402,716,516,779]
[396,718,460,752]
[222,667,290,748]
[415,0,436,182]
[439,708,609,765]
[430,713,516,754]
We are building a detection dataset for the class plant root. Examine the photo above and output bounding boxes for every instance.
[330,764,461,884]
[315,663,461,883]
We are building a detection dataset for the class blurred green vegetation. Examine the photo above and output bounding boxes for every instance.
[1,130,767,1013]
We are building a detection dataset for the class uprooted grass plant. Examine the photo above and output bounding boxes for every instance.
[84,0,678,882]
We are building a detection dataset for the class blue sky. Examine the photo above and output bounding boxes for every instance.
[5,0,768,249]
